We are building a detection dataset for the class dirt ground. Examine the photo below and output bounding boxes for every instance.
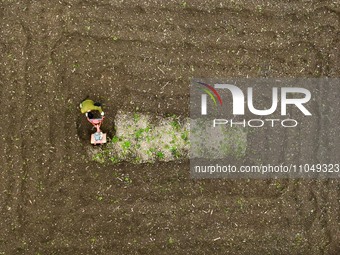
[0,0,339,254]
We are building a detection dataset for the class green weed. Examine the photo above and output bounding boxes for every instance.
[156,151,165,159]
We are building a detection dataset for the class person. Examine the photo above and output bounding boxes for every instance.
[79,99,104,118]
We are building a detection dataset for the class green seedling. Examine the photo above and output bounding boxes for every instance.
[156,151,165,159]
[168,237,175,244]
[135,128,145,139]
[133,113,140,122]
[112,136,119,143]
[170,147,181,158]
[122,141,131,151]
[181,131,189,141]
[170,119,180,130]
[109,157,119,163]
[236,198,245,210]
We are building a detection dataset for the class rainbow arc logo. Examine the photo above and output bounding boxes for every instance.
[197,81,223,106]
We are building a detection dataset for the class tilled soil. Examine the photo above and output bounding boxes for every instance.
[0,0,339,254]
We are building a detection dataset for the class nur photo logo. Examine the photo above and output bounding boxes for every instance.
[195,79,312,128]
[190,78,339,179]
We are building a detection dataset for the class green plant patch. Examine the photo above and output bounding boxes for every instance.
[88,111,247,164]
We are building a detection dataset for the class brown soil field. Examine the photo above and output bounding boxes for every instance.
[0,0,339,254]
